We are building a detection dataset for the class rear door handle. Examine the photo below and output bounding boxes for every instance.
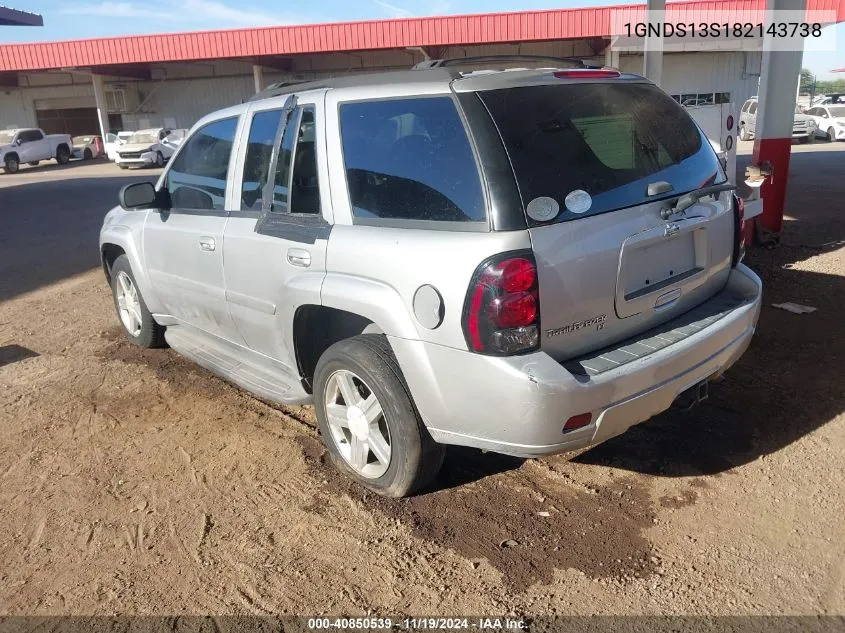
[287,248,311,268]
[199,236,216,251]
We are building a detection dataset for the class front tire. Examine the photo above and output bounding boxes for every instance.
[828,127,836,142]
[313,334,445,497]
[110,255,166,348]
[154,151,164,167]
[83,148,93,160]
[739,124,750,141]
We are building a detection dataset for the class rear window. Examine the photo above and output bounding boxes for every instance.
[479,83,726,224]
[339,97,486,224]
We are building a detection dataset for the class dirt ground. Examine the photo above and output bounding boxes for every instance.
[0,150,844,617]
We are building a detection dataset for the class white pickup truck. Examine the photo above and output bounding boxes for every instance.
[0,128,73,174]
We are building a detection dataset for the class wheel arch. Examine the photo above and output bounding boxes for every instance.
[100,225,163,313]
[293,305,385,393]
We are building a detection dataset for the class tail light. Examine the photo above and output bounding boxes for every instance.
[463,253,540,355]
[732,194,746,266]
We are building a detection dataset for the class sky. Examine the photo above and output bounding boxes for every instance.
[2,0,844,79]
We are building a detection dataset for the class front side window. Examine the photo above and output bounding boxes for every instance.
[166,117,238,211]
[241,109,282,210]
[339,97,486,223]
[479,82,726,225]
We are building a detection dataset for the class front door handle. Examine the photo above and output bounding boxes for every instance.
[199,236,216,251]
[287,248,311,268]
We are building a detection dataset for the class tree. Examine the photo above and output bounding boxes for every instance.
[817,79,845,94]
[800,68,815,94]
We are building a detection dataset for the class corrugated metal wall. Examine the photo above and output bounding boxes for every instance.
[1,48,763,133]
[120,75,257,130]
[620,51,762,107]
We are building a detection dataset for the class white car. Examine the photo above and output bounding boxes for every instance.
[72,135,104,160]
[806,105,845,142]
[104,131,134,161]
[115,128,179,169]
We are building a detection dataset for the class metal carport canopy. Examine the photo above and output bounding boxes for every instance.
[1,0,844,72]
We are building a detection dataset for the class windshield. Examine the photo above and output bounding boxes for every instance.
[479,82,726,224]
[829,106,845,118]
[128,132,159,144]
[0,131,16,145]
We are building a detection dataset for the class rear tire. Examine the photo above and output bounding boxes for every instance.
[55,145,70,165]
[738,124,750,141]
[313,334,445,498]
[154,151,164,167]
[28,161,40,166]
[83,148,93,160]
[109,255,166,349]
[3,155,19,174]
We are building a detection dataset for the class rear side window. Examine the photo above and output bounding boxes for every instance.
[241,108,283,210]
[479,83,726,224]
[748,102,758,115]
[167,117,238,211]
[270,106,320,215]
[339,97,485,223]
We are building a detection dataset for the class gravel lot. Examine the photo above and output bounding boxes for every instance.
[0,151,843,616]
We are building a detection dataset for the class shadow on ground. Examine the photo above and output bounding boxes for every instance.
[0,173,154,301]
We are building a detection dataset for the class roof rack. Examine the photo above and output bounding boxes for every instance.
[249,79,323,102]
[411,55,596,71]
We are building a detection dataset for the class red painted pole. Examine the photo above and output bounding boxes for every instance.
[750,0,806,242]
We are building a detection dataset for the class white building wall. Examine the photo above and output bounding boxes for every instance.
[121,74,258,130]
[1,48,764,133]
[619,51,762,107]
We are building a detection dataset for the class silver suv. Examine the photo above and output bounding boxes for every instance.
[100,66,762,497]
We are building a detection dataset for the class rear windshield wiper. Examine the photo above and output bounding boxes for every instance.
[660,182,736,219]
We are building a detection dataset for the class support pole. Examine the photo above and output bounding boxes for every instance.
[253,65,265,94]
[91,74,110,142]
[751,0,806,240]
[643,0,665,85]
[605,43,620,68]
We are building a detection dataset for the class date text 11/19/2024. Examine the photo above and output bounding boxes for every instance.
[307,617,527,630]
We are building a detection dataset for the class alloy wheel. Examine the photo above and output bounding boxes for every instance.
[115,271,143,337]
[324,369,391,479]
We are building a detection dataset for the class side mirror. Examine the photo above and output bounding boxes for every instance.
[119,182,159,210]
[14,138,23,146]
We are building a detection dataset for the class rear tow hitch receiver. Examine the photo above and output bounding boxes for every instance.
[673,380,710,411]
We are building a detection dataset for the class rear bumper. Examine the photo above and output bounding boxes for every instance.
[392,264,762,457]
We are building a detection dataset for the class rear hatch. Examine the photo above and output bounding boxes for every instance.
[475,76,735,360]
